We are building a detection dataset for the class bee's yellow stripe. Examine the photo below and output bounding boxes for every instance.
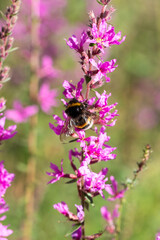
[66,102,81,109]
[75,117,91,129]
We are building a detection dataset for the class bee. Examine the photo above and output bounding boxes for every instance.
[60,98,95,142]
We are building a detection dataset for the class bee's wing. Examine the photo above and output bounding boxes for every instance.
[60,119,77,143]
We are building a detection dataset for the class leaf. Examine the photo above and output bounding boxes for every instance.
[7,47,19,53]
[65,223,81,237]
[1,77,10,83]
[89,43,96,47]
[84,192,94,207]
[0,11,7,21]
[85,75,91,84]
[65,179,77,184]
[96,0,104,5]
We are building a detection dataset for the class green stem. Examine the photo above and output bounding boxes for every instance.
[115,198,124,240]
[81,150,85,240]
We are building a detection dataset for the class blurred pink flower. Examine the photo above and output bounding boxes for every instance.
[38,83,58,114]
[5,100,38,123]
[38,56,59,79]
[0,98,6,112]
[137,107,158,129]
[0,223,13,239]
[0,162,15,239]
[101,204,120,234]
[156,232,160,240]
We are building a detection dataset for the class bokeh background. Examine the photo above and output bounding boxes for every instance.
[0,0,160,239]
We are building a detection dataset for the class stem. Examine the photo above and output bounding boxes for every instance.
[22,1,40,239]
[114,199,124,240]
[81,176,85,240]
[81,150,85,240]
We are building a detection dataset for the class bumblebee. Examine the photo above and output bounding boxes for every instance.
[60,98,94,142]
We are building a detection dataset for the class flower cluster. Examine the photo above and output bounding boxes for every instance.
[0,161,15,239]
[48,1,127,239]
[0,1,21,238]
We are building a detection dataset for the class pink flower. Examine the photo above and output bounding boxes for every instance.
[89,58,117,83]
[75,204,84,222]
[62,78,84,100]
[0,198,9,218]
[38,83,58,114]
[49,113,67,136]
[94,91,118,126]
[5,100,38,123]
[101,204,120,234]
[72,226,82,240]
[0,223,13,240]
[107,176,127,201]
[79,126,116,163]
[78,167,110,198]
[87,19,125,52]
[0,161,15,198]
[53,202,84,222]
[66,31,88,53]
[0,162,14,239]
[0,116,17,142]
[47,159,64,184]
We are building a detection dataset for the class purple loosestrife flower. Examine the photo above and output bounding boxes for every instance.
[0,198,9,218]
[47,159,64,184]
[66,31,88,53]
[101,204,119,234]
[0,162,15,239]
[53,202,84,222]
[78,126,116,163]
[5,100,38,123]
[72,226,82,240]
[48,1,126,239]
[89,58,117,84]
[87,18,125,52]
[0,161,14,198]
[94,91,118,126]
[77,167,111,198]
[49,113,67,136]
[107,176,127,201]
[0,116,17,142]
[62,78,84,101]
[0,223,13,240]
[38,83,58,114]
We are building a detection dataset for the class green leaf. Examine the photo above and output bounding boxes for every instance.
[89,43,96,47]
[65,223,81,237]
[0,11,7,21]
[7,47,19,53]
[84,192,94,207]
[65,179,77,184]
[1,77,10,83]
[96,0,104,5]
[85,75,91,84]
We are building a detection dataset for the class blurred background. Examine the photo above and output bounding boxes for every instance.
[0,0,160,239]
